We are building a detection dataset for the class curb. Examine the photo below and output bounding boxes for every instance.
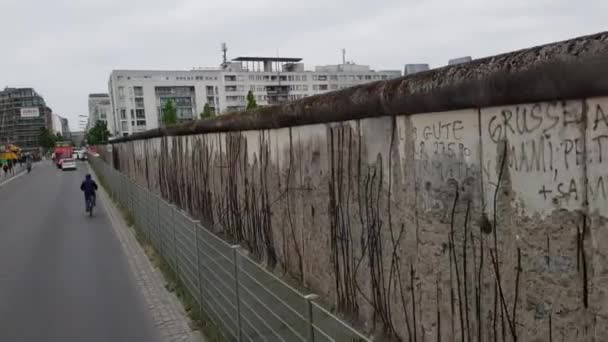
[0,168,27,188]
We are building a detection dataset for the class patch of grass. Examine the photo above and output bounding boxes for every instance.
[95,173,226,342]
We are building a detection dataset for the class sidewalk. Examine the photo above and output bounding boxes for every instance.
[0,164,25,186]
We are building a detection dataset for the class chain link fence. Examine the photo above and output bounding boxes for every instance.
[89,156,371,342]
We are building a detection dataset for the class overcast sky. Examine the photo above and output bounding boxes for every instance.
[0,0,606,131]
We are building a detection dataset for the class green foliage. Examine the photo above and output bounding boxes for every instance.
[86,120,111,145]
[200,103,214,119]
[162,99,178,125]
[246,90,257,110]
[38,128,57,149]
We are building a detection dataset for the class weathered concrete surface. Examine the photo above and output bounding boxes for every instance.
[106,33,608,341]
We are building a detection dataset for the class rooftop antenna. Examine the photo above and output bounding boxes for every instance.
[221,42,228,66]
[342,48,346,65]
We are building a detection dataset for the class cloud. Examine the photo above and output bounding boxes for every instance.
[0,0,606,131]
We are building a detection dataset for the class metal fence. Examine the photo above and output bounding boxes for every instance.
[89,156,371,342]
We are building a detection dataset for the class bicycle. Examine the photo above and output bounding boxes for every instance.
[86,195,95,217]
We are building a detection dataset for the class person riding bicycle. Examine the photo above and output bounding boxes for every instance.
[80,174,98,211]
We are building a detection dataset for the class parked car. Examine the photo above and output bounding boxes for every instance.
[61,158,77,171]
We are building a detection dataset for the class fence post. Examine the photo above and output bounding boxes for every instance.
[171,205,178,273]
[146,190,151,243]
[156,194,163,257]
[231,245,243,342]
[193,219,204,321]
[129,177,134,216]
[305,294,319,342]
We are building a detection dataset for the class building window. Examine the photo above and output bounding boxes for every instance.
[118,87,125,98]
[250,85,256,91]
[224,75,236,81]
[318,75,327,81]
[330,75,338,81]
[134,86,143,96]
[130,109,135,119]
[319,84,328,91]
[381,75,388,80]
[120,108,126,119]
[312,85,319,91]
[137,120,146,126]
[177,108,193,119]
[288,75,294,81]
[135,98,144,108]
[121,121,128,131]
[295,75,301,81]
[136,109,145,118]
[301,75,307,81]
[330,84,338,90]
[302,85,308,91]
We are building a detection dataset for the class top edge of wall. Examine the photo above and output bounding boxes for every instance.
[112,31,608,144]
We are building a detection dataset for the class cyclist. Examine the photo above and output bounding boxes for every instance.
[80,174,98,211]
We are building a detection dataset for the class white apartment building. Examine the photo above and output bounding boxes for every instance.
[108,57,401,137]
[88,93,112,132]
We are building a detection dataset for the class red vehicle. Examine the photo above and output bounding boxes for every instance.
[54,142,74,168]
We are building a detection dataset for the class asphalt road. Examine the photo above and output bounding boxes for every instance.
[0,160,162,342]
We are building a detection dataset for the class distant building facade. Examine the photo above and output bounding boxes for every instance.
[404,64,430,75]
[0,87,52,150]
[60,117,70,139]
[108,57,401,136]
[88,93,112,133]
[70,131,85,147]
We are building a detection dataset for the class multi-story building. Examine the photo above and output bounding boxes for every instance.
[51,113,63,136]
[60,117,70,140]
[0,87,52,151]
[108,57,401,136]
[88,93,112,132]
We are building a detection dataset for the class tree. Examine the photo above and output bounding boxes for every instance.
[38,128,57,149]
[162,99,178,125]
[246,90,257,110]
[86,120,111,145]
[200,103,214,119]
[55,132,63,141]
